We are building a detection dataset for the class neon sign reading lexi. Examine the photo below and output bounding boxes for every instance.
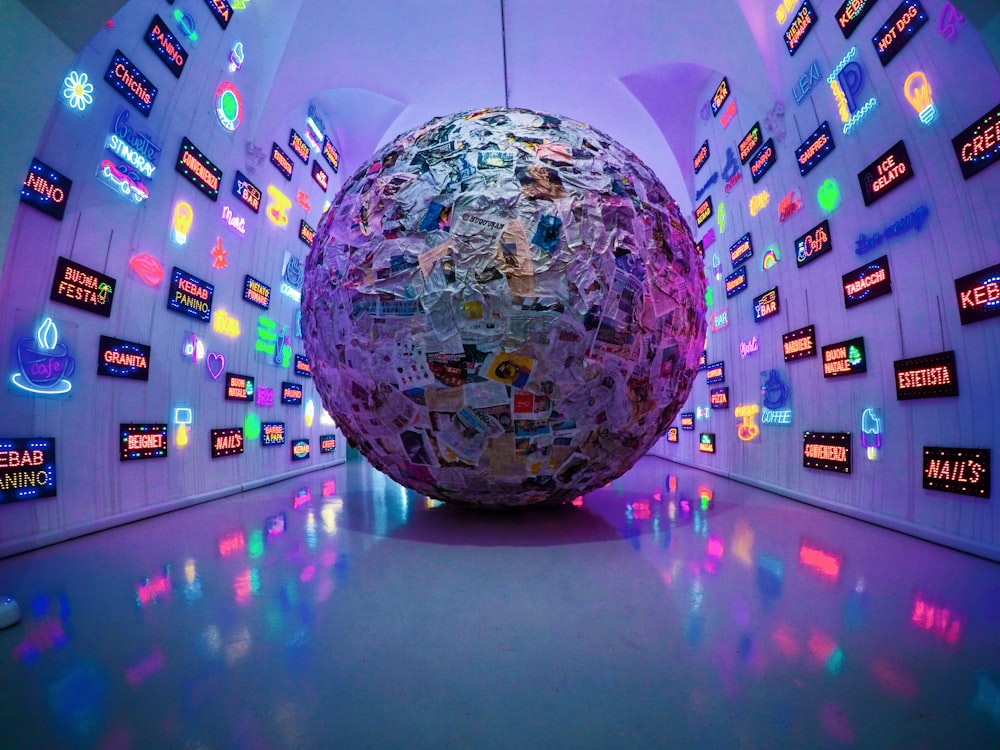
[954,262,1000,325]
[176,138,222,201]
[951,103,1000,180]
[104,49,157,116]
[922,446,990,497]
[792,60,823,104]
[784,1,818,56]
[0,438,57,502]
[873,0,928,67]
[858,141,914,206]
[50,256,116,317]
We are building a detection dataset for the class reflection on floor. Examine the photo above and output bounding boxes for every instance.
[1,456,999,749]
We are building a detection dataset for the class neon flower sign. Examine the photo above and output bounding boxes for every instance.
[11,318,75,396]
[62,70,94,112]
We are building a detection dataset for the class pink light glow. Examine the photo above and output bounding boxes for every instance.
[799,541,842,581]
[706,537,724,559]
[911,593,963,644]
[136,573,171,607]
[218,531,246,558]
[807,630,836,665]
[772,623,800,658]
[871,657,919,699]
[125,649,166,687]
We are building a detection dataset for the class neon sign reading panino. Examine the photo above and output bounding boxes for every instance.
[0,438,57,502]
[145,15,187,78]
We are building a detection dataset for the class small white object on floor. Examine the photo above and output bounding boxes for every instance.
[0,596,21,628]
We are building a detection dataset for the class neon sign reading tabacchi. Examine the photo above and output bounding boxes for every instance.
[104,50,157,116]
[842,255,892,308]
[176,138,222,201]
[784,1,818,56]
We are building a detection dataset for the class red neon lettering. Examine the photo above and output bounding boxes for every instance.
[177,278,208,299]
[181,151,219,190]
[804,444,847,461]
[844,268,887,295]
[127,434,163,450]
[960,120,1000,162]
[897,366,951,390]
[959,281,1000,309]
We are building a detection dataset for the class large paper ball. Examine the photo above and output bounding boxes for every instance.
[303,108,706,507]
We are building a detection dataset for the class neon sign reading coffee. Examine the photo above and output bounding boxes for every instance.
[822,336,866,377]
[803,431,851,473]
[954,262,1000,325]
[894,350,957,400]
[21,158,71,220]
[50,256,116,317]
[0,438,56,502]
[796,121,835,176]
[858,140,914,206]
[98,336,150,381]
[873,0,928,66]
[176,138,222,201]
[120,424,167,461]
[104,50,157,116]
[795,219,832,267]
[167,267,214,322]
[784,1,818,56]
[922,446,990,497]
[843,255,892,307]
[952,103,1000,180]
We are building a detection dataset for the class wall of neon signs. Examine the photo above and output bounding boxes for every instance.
[647,0,999,562]
[0,2,347,557]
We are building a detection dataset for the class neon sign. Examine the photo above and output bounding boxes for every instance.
[904,72,937,125]
[725,267,747,298]
[680,413,695,430]
[783,1,818,56]
[106,110,160,181]
[289,130,310,163]
[203,0,233,29]
[104,50,157,116]
[145,15,187,78]
[711,78,730,117]
[130,254,164,286]
[749,191,769,216]
[211,237,229,269]
[717,201,727,233]
[11,318,74,396]
[761,368,792,424]
[836,0,878,37]
[296,188,312,211]
[699,433,716,454]
[749,139,776,183]
[181,332,205,363]
[120,424,167,461]
[803,432,851,473]
[822,336,866,377]
[244,413,261,441]
[938,2,965,40]
[311,161,329,192]
[700,228,716,251]
[695,172,718,202]
[777,191,802,223]
[843,255,892,307]
[212,309,239,337]
[753,287,779,322]
[256,387,274,407]
[211,428,243,458]
[21,158,71,220]
[858,141,914,206]
[795,220,831,267]
[762,246,780,270]
[294,355,311,378]
[719,99,738,128]
[894,350,957,400]
[267,185,291,227]
[792,60,823,104]
[873,0,928,66]
[783,325,816,361]
[697,350,708,371]
[282,382,303,405]
[98,336,150,381]
[255,316,291,367]
[262,422,285,446]
[951,103,1000,180]
[242,275,271,309]
[706,362,725,384]
[233,170,261,212]
[291,439,311,461]
[168,267,214,322]
[229,41,245,71]
[710,387,729,409]
[172,8,198,42]
[667,427,679,443]
[299,220,316,247]
[954,262,1000,325]
[322,135,340,171]
[729,233,753,266]
[738,123,762,164]
[735,404,760,441]
[176,137,222,201]
[817,179,841,212]
[206,352,225,380]
[861,408,882,459]
[50,256,115,316]
[171,201,193,244]
[61,70,94,112]
[305,399,315,428]
[922,447,990,497]
[708,308,729,331]
[796,121,835,176]
[695,197,712,227]
[97,157,149,203]
[282,252,304,302]
[693,140,710,173]
[739,336,759,358]
[220,204,246,236]
[214,82,243,131]
[271,143,294,180]
[828,47,878,135]
[225,373,254,401]
[0,438,56,502]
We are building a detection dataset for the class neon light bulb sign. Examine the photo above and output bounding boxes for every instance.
[861,408,882,460]
[11,318,75,396]
[735,404,760,441]
[62,70,94,112]
[904,72,937,125]
[828,48,878,135]
[171,201,193,245]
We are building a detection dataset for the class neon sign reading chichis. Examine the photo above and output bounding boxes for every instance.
[922,446,990,497]
[270,143,294,180]
[0,438,57,502]
[104,49,157,116]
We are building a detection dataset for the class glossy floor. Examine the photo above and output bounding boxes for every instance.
[1,457,999,749]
